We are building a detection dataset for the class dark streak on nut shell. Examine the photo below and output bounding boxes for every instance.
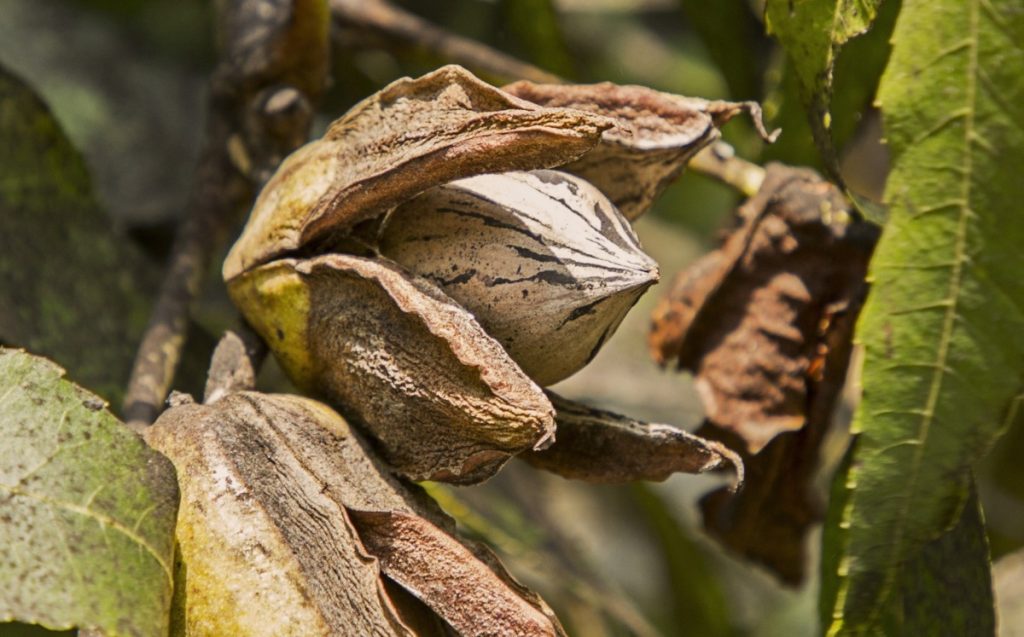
[379,170,659,386]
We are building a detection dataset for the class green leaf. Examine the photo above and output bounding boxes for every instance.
[764,0,884,176]
[822,0,1024,633]
[823,451,996,634]
[762,0,900,170]
[679,0,766,99]
[878,484,995,635]
[0,348,178,636]
[818,441,855,630]
[0,65,156,403]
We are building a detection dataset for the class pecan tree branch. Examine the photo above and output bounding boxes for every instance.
[204,323,268,404]
[123,0,328,429]
[122,104,249,430]
[330,0,563,85]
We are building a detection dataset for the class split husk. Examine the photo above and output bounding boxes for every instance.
[224,65,767,484]
[145,392,566,636]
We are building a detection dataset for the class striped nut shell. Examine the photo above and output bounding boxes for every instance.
[378,170,659,386]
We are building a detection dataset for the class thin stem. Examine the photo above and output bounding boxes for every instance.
[687,142,766,198]
[123,108,248,430]
[204,324,268,404]
[123,0,323,429]
[330,0,563,84]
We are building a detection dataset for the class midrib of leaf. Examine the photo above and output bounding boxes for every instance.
[826,0,1024,631]
[0,385,174,584]
[872,0,978,616]
[0,483,173,584]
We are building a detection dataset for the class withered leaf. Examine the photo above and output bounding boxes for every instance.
[379,169,658,386]
[223,65,613,279]
[699,288,864,584]
[697,424,830,586]
[229,253,555,483]
[649,164,878,453]
[521,392,742,484]
[503,81,777,220]
[145,392,565,636]
[649,164,877,584]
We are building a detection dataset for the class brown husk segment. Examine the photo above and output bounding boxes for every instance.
[351,511,561,637]
[143,396,412,637]
[502,81,776,220]
[649,164,877,583]
[230,252,555,483]
[222,65,613,280]
[522,392,743,485]
[145,393,564,636]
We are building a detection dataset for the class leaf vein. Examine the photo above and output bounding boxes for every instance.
[871,0,981,622]
[0,484,173,584]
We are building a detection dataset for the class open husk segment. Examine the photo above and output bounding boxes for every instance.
[503,80,778,220]
[222,65,615,280]
[229,254,555,483]
[145,393,565,636]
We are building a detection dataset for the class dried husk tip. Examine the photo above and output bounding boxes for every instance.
[503,81,779,220]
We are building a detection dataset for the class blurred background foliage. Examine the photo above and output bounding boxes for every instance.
[2,0,1022,635]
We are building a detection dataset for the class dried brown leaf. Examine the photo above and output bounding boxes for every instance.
[228,253,555,483]
[648,164,877,583]
[698,292,863,584]
[521,393,743,484]
[379,169,658,386]
[503,81,776,220]
[649,164,877,453]
[145,392,564,636]
[698,428,827,586]
[223,65,613,279]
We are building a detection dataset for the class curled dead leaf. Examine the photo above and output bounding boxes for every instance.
[649,164,878,453]
[698,286,863,584]
[649,164,878,583]
[145,392,565,636]
[522,392,743,485]
[379,169,658,385]
[503,81,778,220]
